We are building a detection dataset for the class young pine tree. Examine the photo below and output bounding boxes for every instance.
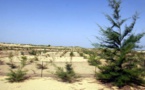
[96,0,145,87]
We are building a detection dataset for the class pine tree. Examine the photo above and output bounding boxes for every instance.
[96,0,145,87]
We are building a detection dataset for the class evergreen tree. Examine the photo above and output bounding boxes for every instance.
[96,0,145,87]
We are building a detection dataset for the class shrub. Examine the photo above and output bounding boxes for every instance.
[48,45,51,47]
[60,51,67,57]
[36,62,48,69]
[70,51,74,57]
[21,56,27,68]
[55,63,77,83]
[43,49,47,53]
[7,52,17,69]
[29,50,37,55]
[0,47,3,50]
[7,56,28,82]
[70,51,74,63]
[88,54,101,66]
[30,56,39,63]
[7,69,27,82]
[79,52,84,57]
[21,51,24,55]
[82,49,94,55]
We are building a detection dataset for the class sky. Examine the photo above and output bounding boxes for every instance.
[0,0,145,48]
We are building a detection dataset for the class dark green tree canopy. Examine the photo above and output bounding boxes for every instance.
[99,0,144,51]
[96,0,145,88]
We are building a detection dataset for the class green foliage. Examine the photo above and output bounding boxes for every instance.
[97,64,145,87]
[88,54,101,66]
[8,52,13,61]
[36,62,48,69]
[34,56,39,61]
[96,0,145,88]
[0,47,2,50]
[0,46,8,50]
[21,56,27,68]
[60,51,67,57]
[21,51,24,55]
[7,53,17,69]
[7,69,27,82]
[29,56,39,63]
[43,49,47,53]
[70,51,74,63]
[70,51,74,57]
[7,56,28,82]
[82,49,101,66]
[48,45,51,47]
[55,63,77,83]
[21,56,27,60]
[29,50,37,55]
[79,52,84,57]
[82,49,94,55]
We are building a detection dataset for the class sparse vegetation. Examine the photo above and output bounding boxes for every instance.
[29,56,39,64]
[88,54,101,66]
[6,69,27,82]
[55,63,77,83]
[70,51,74,57]
[70,51,74,63]
[36,62,48,69]
[8,52,13,62]
[60,51,67,57]
[21,51,24,55]
[79,52,84,57]
[7,57,28,82]
[29,50,37,55]
[7,52,17,69]
[21,56,27,68]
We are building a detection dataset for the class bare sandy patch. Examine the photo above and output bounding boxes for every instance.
[0,76,110,90]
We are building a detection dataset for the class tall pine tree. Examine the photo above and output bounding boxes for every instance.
[96,0,145,87]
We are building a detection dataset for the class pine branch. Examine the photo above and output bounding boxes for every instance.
[105,14,119,28]
[109,0,121,20]
[121,14,138,40]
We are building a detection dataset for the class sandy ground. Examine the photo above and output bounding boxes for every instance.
[1,44,145,90]
[0,76,112,90]
[0,52,109,90]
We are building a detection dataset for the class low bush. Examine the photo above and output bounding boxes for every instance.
[21,56,27,68]
[7,57,28,82]
[21,51,24,55]
[79,52,84,57]
[7,69,27,82]
[70,51,74,57]
[88,54,101,66]
[29,56,39,63]
[60,51,67,57]
[55,63,77,83]
[36,63,48,69]
[29,50,37,55]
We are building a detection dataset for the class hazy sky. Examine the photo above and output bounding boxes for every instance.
[0,0,145,48]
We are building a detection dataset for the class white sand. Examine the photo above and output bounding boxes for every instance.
[0,76,111,90]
